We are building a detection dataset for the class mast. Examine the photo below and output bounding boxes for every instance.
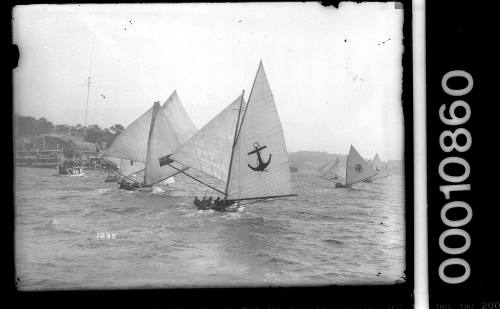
[143,101,161,185]
[84,41,94,136]
[234,60,262,143]
[224,61,269,198]
[224,89,245,197]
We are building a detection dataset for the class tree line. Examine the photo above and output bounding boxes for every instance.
[15,114,125,146]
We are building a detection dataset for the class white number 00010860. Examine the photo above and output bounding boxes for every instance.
[438,70,473,284]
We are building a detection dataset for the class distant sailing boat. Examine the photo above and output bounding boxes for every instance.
[364,153,390,182]
[319,157,345,183]
[161,61,296,210]
[334,145,377,188]
[101,91,196,190]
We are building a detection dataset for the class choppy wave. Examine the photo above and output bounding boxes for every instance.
[15,167,405,289]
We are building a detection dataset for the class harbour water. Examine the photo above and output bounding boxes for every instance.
[15,167,405,290]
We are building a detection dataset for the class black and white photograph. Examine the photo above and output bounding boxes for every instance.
[13,2,408,292]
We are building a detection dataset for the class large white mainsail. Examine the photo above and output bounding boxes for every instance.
[169,95,244,184]
[168,62,295,201]
[226,63,292,200]
[345,145,377,186]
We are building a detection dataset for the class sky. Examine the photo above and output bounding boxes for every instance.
[13,2,404,160]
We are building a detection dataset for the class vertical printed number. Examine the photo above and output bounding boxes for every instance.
[438,70,473,285]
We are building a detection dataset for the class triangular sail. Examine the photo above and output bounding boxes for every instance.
[144,102,190,185]
[372,154,382,172]
[103,97,195,185]
[345,145,377,185]
[161,91,197,145]
[320,157,344,181]
[367,153,390,181]
[226,62,293,200]
[169,95,245,183]
[101,106,154,163]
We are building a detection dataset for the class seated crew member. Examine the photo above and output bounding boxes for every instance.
[212,197,225,212]
[194,196,200,207]
[200,196,208,209]
[214,197,221,206]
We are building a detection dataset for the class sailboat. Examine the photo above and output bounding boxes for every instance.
[334,145,377,188]
[319,157,345,184]
[364,153,390,182]
[161,61,296,211]
[101,91,197,190]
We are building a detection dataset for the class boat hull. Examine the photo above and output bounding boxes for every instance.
[193,199,237,212]
[57,166,85,176]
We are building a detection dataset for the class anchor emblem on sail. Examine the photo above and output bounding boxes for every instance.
[247,141,271,172]
[355,164,363,173]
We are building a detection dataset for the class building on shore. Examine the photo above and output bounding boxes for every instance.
[15,133,103,168]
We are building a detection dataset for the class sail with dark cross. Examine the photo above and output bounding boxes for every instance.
[344,145,377,186]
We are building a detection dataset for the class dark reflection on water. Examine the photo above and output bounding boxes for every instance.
[15,167,405,289]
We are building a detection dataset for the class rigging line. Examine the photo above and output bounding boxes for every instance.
[319,175,338,184]
[167,163,226,195]
[347,175,376,187]
[112,163,145,176]
[148,166,189,186]
[111,168,143,185]
[225,90,245,197]
[370,174,391,181]
[229,194,297,202]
